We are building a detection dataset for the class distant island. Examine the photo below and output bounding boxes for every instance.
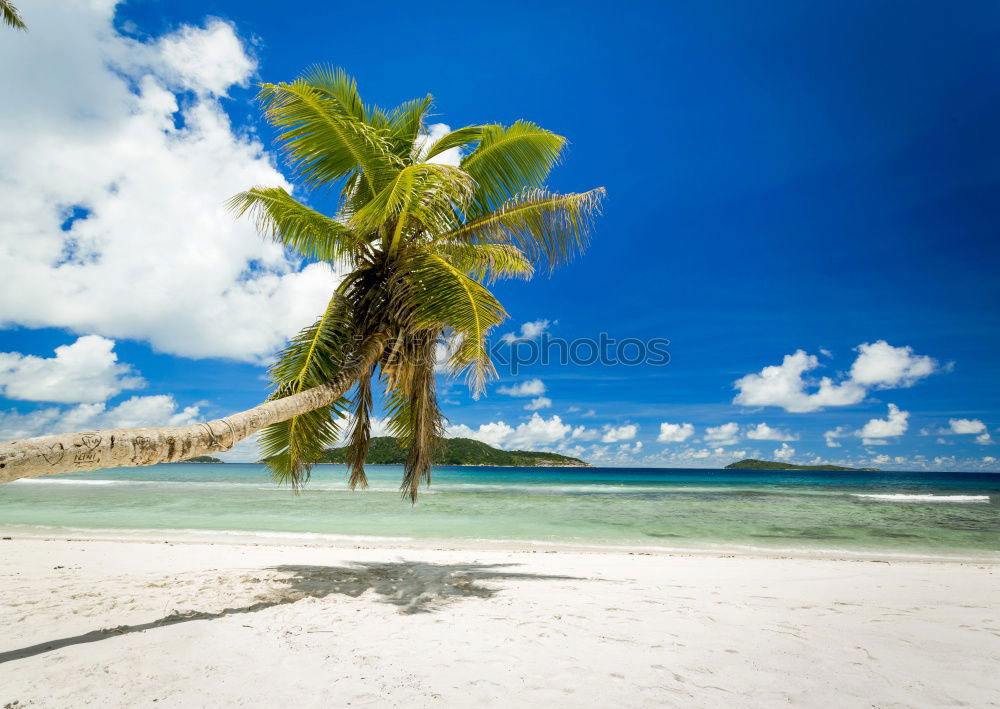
[183,455,224,463]
[726,458,881,472]
[320,437,590,467]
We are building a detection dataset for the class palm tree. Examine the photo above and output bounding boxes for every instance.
[1,0,25,30]
[0,67,604,499]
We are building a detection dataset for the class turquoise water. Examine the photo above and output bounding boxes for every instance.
[1,464,998,555]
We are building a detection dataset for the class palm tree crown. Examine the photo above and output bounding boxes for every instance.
[230,67,604,500]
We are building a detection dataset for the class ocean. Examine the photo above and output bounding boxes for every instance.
[1,464,998,557]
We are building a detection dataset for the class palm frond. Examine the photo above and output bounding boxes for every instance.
[258,79,399,195]
[395,250,506,395]
[1,0,25,29]
[258,403,346,489]
[461,121,565,217]
[433,242,534,283]
[260,293,355,486]
[386,95,433,160]
[383,333,444,502]
[345,369,374,489]
[421,125,484,162]
[350,164,473,255]
[227,186,366,264]
[438,187,605,271]
[299,65,366,120]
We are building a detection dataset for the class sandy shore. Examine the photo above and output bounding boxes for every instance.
[0,536,997,708]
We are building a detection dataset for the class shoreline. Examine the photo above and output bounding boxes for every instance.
[3,525,997,564]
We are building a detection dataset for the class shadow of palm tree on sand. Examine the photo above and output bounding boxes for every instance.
[0,561,585,664]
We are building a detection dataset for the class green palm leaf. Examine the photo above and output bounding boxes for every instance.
[260,293,355,486]
[440,188,605,271]
[1,0,25,29]
[350,164,473,255]
[421,125,484,162]
[227,187,367,264]
[387,96,433,160]
[434,242,534,283]
[299,65,366,121]
[461,121,565,217]
[383,333,444,502]
[344,368,374,490]
[397,250,506,395]
[258,79,399,195]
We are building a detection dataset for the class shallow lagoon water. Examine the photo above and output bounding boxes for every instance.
[2,464,998,555]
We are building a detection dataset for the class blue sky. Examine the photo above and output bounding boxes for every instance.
[0,0,997,469]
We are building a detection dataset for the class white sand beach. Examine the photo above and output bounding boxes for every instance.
[0,536,997,708]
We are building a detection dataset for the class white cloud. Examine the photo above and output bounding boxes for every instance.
[0,336,143,403]
[849,341,937,389]
[500,319,551,344]
[984,456,997,463]
[773,443,795,460]
[872,454,890,465]
[571,425,600,441]
[0,2,338,362]
[704,422,740,446]
[0,395,200,440]
[823,426,851,448]
[157,20,255,96]
[497,378,546,397]
[523,396,552,411]
[948,418,986,434]
[733,341,936,413]
[858,403,908,443]
[733,350,865,413]
[976,432,993,445]
[744,422,798,441]
[656,422,694,443]
[446,413,572,450]
[601,424,637,443]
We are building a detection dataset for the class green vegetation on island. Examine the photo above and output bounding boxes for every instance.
[725,458,880,472]
[319,437,589,467]
[183,455,224,463]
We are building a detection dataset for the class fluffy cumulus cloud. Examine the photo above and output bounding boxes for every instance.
[523,396,552,411]
[823,425,851,448]
[497,378,546,397]
[857,403,909,444]
[733,341,937,413]
[704,422,740,446]
[0,336,143,403]
[500,319,551,344]
[773,443,796,460]
[657,422,694,443]
[947,418,986,435]
[446,413,572,450]
[849,341,937,389]
[571,425,600,441]
[0,1,338,362]
[601,424,638,443]
[0,395,200,441]
[744,422,798,441]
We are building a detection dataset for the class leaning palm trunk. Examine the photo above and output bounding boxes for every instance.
[0,336,385,485]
